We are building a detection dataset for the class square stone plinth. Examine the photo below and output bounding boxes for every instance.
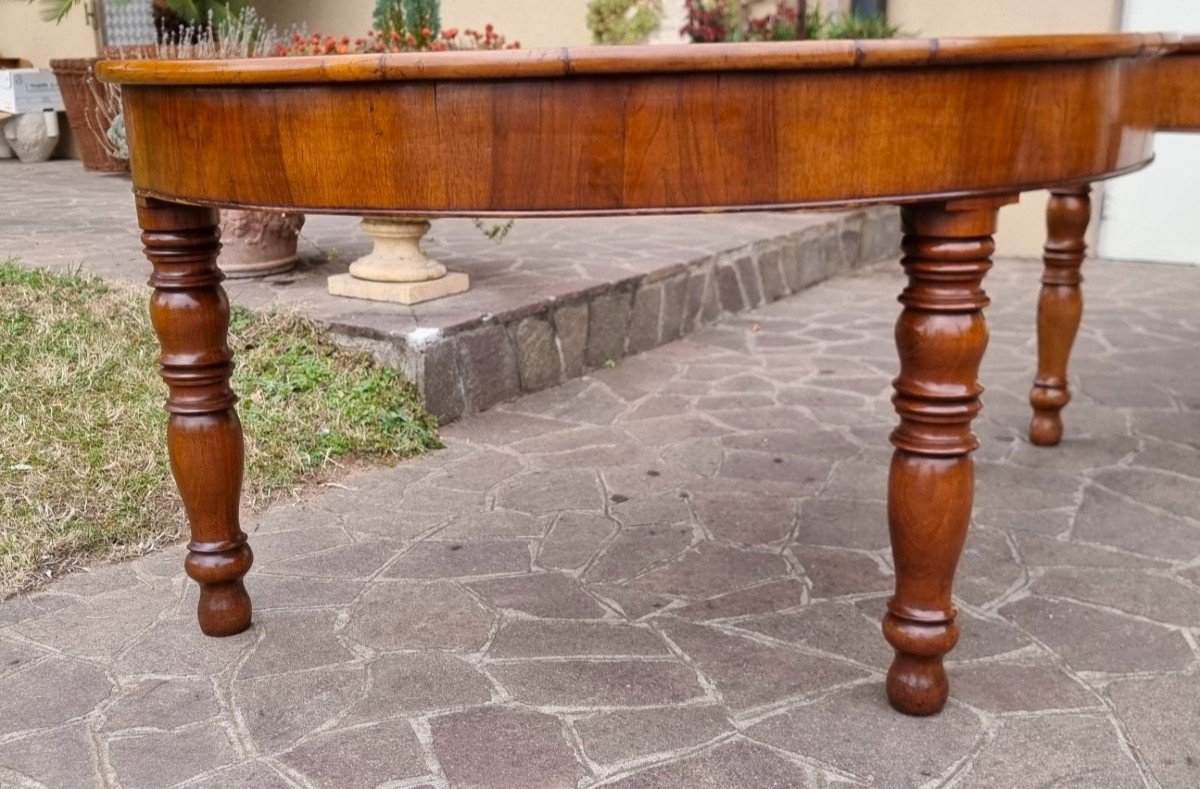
[328,272,469,305]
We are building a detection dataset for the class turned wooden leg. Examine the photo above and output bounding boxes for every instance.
[138,196,253,637]
[1029,185,1090,446]
[883,196,1015,715]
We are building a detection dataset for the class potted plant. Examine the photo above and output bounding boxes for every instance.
[93,7,308,277]
[27,0,251,171]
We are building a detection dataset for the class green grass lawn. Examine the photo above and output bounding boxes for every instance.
[0,260,441,595]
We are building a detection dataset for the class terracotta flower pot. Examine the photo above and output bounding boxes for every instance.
[217,209,305,278]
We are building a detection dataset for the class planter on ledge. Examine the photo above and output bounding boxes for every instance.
[217,209,306,278]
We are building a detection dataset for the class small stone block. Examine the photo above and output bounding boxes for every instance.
[328,272,469,305]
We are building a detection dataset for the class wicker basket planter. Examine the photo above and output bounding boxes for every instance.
[49,58,128,173]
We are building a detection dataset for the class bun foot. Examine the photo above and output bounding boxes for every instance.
[1029,411,1064,446]
[196,581,253,637]
[882,611,958,716]
[186,543,253,637]
[886,655,950,716]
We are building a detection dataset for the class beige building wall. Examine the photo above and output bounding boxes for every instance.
[888,0,1123,257]
[0,2,98,66]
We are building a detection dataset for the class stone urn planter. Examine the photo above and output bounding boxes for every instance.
[3,111,60,163]
[217,209,306,278]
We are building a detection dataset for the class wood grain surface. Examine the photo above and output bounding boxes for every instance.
[96,34,1186,217]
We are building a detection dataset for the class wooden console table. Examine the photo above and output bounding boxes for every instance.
[98,34,1198,717]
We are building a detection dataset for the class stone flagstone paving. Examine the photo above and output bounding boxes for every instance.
[2,256,1200,788]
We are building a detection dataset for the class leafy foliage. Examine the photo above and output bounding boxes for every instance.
[587,0,664,46]
[373,0,441,49]
[682,1,900,44]
[29,0,245,26]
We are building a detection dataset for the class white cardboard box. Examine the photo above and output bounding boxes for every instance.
[0,69,66,115]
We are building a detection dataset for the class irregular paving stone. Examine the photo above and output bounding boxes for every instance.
[344,580,494,651]
[459,324,522,412]
[973,462,1081,513]
[538,512,619,570]
[951,662,1100,713]
[431,707,585,789]
[490,658,705,709]
[239,528,353,566]
[265,539,400,579]
[249,575,366,610]
[718,450,831,490]
[720,427,858,460]
[50,566,140,596]
[0,592,73,628]
[628,283,664,354]
[1109,674,1200,788]
[1007,433,1140,472]
[553,382,630,425]
[1131,410,1200,447]
[674,579,808,622]
[238,609,356,679]
[587,525,696,583]
[235,665,366,753]
[793,545,892,597]
[493,469,605,513]
[281,719,428,788]
[999,596,1192,673]
[383,540,532,579]
[574,704,733,766]
[697,393,776,412]
[346,652,493,723]
[421,336,467,421]
[112,617,254,677]
[1134,437,1200,479]
[0,723,96,788]
[554,302,589,379]
[1030,567,1200,627]
[0,655,111,736]
[962,714,1143,789]
[107,722,238,789]
[691,493,795,545]
[587,288,634,368]
[610,490,693,528]
[607,738,816,788]
[974,506,1073,537]
[605,460,701,499]
[12,588,168,662]
[738,601,893,669]
[747,684,981,785]
[438,510,547,540]
[489,620,668,658]
[628,543,790,599]
[658,619,867,713]
[104,677,220,731]
[1011,532,1166,569]
[794,498,890,551]
[469,572,608,619]
[435,449,526,492]
[0,637,44,677]
[955,528,1024,607]
[509,424,628,454]
[589,584,676,620]
[1092,467,1200,522]
[1073,486,1200,560]
[185,760,298,789]
[513,316,564,392]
